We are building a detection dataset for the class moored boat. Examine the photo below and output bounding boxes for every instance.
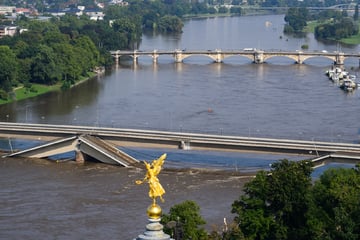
[325,66,348,81]
[339,77,358,92]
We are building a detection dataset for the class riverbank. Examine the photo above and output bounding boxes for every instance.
[183,8,283,19]
[0,71,101,105]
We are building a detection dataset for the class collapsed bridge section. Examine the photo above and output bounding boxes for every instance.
[3,134,139,167]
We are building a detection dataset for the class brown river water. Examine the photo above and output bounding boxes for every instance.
[0,157,252,239]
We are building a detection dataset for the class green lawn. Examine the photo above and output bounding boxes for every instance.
[0,84,61,105]
[0,72,98,105]
[340,32,360,44]
[305,20,318,33]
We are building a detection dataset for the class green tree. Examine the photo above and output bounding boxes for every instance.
[315,17,358,40]
[52,43,81,86]
[111,17,142,49]
[310,166,360,240]
[157,15,184,33]
[354,4,359,21]
[0,45,18,93]
[30,44,61,85]
[162,200,208,240]
[284,7,309,32]
[231,159,314,240]
[218,6,228,14]
[73,35,100,71]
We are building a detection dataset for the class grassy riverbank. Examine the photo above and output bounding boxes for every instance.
[0,84,61,105]
[0,72,98,105]
[305,20,360,45]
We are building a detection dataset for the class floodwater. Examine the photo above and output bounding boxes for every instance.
[0,14,359,239]
[0,158,251,239]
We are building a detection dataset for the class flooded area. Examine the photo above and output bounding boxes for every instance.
[0,157,252,239]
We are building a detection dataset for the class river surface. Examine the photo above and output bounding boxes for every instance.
[0,14,359,239]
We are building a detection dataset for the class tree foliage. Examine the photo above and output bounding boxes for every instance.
[157,15,184,33]
[284,7,310,33]
[315,17,359,40]
[309,166,360,239]
[0,46,18,93]
[228,161,360,240]
[161,162,359,240]
[231,159,313,240]
[162,200,208,240]
[0,16,103,92]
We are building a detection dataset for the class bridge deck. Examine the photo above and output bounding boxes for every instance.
[0,122,359,166]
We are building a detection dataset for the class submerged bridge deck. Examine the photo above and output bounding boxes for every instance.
[0,122,359,167]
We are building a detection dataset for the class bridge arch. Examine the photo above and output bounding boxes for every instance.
[221,55,254,64]
[261,54,339,64]
[177,53,218,62]
[222,54,254,63]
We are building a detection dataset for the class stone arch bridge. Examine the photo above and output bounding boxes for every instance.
[110,49,360,65]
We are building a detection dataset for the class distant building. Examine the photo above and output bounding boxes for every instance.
[109,0,129,6]
[46,6,104,20]
[0,6,15,15]
[15,8,31,15]
[86,10,105,21]
[97,2,105,9]
[0,25,17,37]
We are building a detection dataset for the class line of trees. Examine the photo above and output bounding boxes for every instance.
[0,16,106,99]
[284,6,360,41]
[314,7,359,40]
[161,160,360,240]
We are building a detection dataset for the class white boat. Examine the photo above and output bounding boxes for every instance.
[339,78,358,92]
[325,67,348,81]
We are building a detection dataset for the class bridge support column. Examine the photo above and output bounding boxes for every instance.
[152,50,159,63]
[75,150,85,163]
[114,54,120,65]
[215,51,223,63]
[179,140,190,150]
[297,55,305,64]
[335,52,345,65]
[254,51,264,64]
[174,51,183,63]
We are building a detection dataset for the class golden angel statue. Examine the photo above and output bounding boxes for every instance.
[136,153,167,204]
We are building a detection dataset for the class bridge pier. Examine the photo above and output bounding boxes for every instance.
[133,56,138,63]
[297,55,305,64]
[174,50,183,63]
[335,52,345,65]
[75,149,85,163]
[254,51,264,64]
[215,50,223,63]
[179,140,190,150]
[152,50,159,63]
[114,53,120,65]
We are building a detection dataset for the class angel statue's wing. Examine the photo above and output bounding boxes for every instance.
[152,153,167,175]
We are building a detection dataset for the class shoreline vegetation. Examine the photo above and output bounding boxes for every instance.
[305,19,360,44]
[0,71,100,105]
